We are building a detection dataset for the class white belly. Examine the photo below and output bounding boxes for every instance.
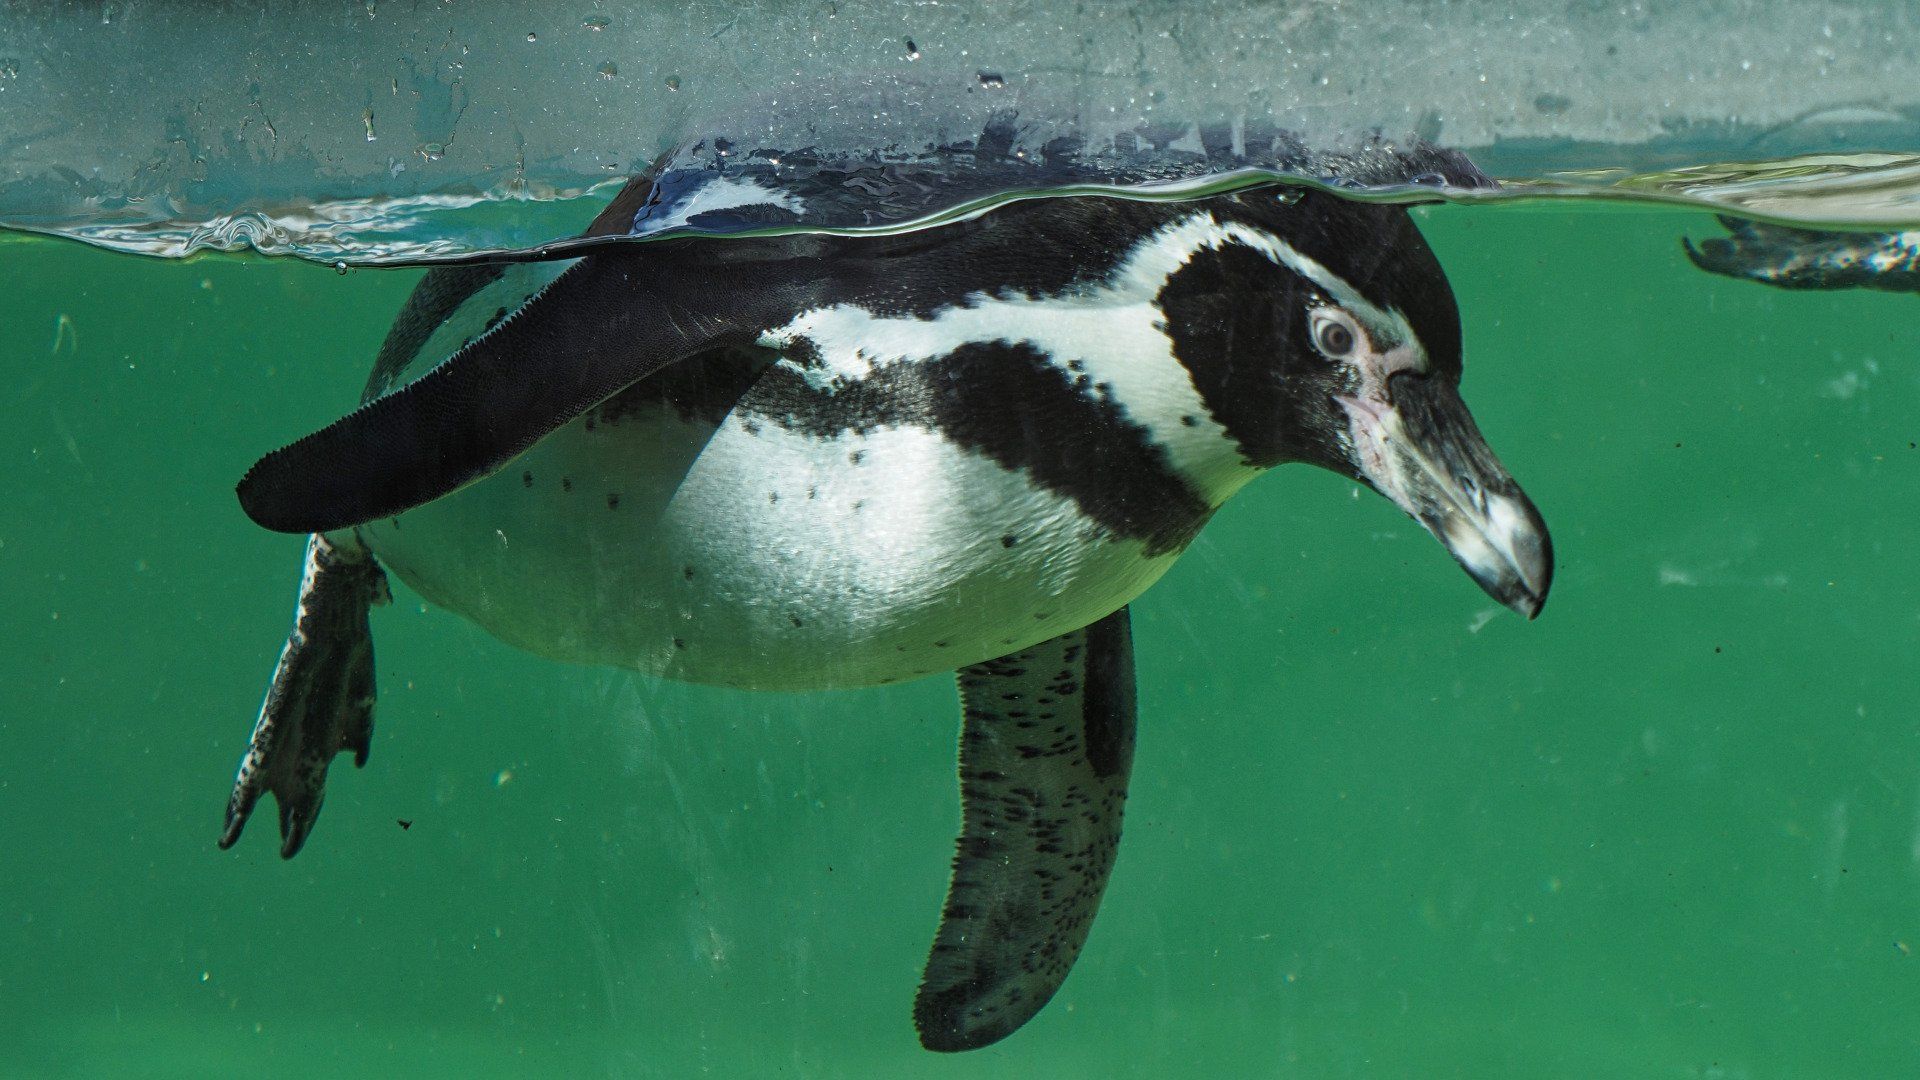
[356,399,1180,690]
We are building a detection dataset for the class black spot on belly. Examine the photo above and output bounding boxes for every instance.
[768,491,780,505]
[607,493,621,510]
[848,449,866,465]
[672,637,686,649]
[521,470,534,488]
[789,614,804,628]
[1001,534,1019,548]
[683,564,696,580]
[1180,414,1198,427]
[561,477,573,493]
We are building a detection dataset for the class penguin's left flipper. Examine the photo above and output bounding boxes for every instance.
[219,533,390,858]
[234,236,796,535]
[1685,216,1920,292]
[916,606,1137,1052]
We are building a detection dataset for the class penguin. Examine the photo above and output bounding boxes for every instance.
[217,164,1553,1052]
[1687,215,1920,292]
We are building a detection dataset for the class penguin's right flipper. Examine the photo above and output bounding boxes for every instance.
[916,606,1138,1052]
[1685,216,1920,292]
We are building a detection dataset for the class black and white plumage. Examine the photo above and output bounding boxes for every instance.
[219,157,1552,1051]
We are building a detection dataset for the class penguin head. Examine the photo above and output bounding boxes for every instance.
[1158,186,1552,616]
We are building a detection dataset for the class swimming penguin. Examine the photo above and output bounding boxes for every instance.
[217,162,1553,1051]
[1687,215,1920,292]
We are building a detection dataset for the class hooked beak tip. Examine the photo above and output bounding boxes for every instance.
[1339,374,1552,625]
[1442,493,1552,622]
[1510,585,1547,621]
[1476,567,1548,621]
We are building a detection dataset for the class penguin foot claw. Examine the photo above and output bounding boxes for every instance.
[220,534,387,858]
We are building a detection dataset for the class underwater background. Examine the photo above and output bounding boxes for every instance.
[3,200,1919,1078]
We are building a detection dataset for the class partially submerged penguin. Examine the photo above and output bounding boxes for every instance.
[1687,216,1920,292]
[218,161,1553,1051]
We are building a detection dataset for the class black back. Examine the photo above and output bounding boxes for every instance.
[238,182,1456,534]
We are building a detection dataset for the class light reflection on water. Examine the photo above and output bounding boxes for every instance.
[7,150,1920,266]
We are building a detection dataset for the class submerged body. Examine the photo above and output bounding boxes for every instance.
[222,166,1552,1052]
[371,385,1178,688]
[360,268,1229,690]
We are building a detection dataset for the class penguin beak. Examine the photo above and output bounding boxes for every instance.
[1336,374,1553,618]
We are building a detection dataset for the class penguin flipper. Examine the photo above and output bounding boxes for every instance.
[1686,216,1920,292]
[219,534,390,858]
[235,242,771,534]
[916,606,1137,1052]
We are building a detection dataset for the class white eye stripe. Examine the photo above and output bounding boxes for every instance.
[1131,213,1434,380]
[1154,213,1419,356]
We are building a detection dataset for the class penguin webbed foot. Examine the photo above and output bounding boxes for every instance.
[219,534,390,859]
[1686,215,1920,292]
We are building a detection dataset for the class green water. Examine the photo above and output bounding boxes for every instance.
[3,203,1917,1078]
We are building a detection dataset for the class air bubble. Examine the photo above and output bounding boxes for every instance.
[526,31,537,42]
[664,75,682,91]
[583,16,609,30]
[333,261,348,275]
[905,38,920,60]
[977,71,1005,90]
[596,62,618,78]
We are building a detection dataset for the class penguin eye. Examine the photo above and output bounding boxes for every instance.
[1312,313,1357,358]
